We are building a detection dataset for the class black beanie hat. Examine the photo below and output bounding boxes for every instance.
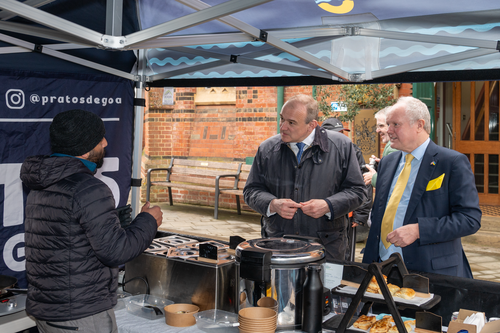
[50,109,106,156]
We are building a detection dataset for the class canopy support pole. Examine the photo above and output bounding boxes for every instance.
[131,49,147,218]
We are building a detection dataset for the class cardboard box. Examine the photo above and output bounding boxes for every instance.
[448,309,500,333]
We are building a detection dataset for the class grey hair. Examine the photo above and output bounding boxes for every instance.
[392,96,431,134]
[374,106,391,121]
[283,94,319,124]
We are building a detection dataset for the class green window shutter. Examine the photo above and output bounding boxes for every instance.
[413,82,435,141]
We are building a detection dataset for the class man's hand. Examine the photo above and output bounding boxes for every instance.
[386,224,419,248]
[300,199,330,219]
[141,202,163,227]
[116,204,133,228]
[363,165,376,185]
[270,198,302,220]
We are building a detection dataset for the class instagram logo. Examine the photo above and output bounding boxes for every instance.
[6,89,25,109]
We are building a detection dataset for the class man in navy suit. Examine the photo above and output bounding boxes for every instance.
[362,96,481,278]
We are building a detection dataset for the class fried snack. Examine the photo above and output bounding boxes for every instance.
[367,275,388,294]
[394,287,416,300]
[387,321,412,333]
[353,314,377,330]
[383,315,395,324]
[369,317,392,333]
[386,283,401,296]
[406,319,416,326]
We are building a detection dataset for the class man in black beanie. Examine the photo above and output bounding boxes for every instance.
[20,109,163,333]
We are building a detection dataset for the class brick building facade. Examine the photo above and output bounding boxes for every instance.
[141,84,412,211]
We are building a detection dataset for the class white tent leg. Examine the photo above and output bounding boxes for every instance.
[131,49,147,218]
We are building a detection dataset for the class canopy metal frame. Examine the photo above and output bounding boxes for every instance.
[0,0,497,83]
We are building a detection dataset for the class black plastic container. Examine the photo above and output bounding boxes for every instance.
[302,265,323,333]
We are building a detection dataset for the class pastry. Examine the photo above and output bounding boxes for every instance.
[369,317,392,333]
[387,283,401,295]
[394,287,416,300]
[383,315,395,324]
[406,319,416,326]
[367,275,388,294]
[353,314,377,330]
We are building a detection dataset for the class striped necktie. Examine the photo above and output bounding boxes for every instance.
[380,153,414,249]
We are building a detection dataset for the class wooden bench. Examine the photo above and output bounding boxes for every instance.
[217,163,252,217]
[146,158,251,219]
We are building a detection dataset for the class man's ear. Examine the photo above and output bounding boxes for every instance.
[416,119,425,132]
[79,152,90,159]
[309,119,318,129]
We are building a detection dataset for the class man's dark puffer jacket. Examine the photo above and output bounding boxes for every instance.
[20,155,158,322]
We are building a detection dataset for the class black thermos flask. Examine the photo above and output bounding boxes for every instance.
[302,264,323,333]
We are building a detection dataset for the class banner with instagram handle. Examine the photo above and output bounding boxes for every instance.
[0,73,134,287]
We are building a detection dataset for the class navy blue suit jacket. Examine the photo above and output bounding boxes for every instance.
[362,141,481,278]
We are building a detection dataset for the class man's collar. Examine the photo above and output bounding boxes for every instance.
[51,153,97,173]
[404,137,431,161]
[301,128,316,146]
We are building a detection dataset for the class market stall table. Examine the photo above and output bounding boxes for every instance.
[115,308,205,333]
[0,310,36,333]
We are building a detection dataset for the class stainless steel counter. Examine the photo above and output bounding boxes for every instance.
[0,310,36,333]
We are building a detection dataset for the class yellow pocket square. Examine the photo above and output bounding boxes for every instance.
[426,173,445,191]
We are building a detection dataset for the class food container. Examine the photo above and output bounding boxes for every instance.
[164,303,200,327]
[113,291,132,311]
[193,309,239,332]
[125,294,173,320]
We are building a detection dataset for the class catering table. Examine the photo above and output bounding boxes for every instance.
[115,307,338,333]
[115,308,206,333]
[0,310,36,333]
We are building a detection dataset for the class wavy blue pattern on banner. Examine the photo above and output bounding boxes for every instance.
[390,23,500,35]
[172,70,303,78]
[380,45,474,57]
[257,49,332,62]
[179,38,309,50]
[149,56,217,66]
[186,41,265,49]
[414,58,500,71]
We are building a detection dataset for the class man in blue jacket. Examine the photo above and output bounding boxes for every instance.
[21,109,163,333]
[362,96,481,278]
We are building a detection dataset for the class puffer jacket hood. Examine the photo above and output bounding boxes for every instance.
[21,155,92,191]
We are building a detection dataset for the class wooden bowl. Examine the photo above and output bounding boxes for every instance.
[164,303,199,327]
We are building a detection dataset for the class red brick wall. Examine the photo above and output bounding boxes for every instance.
[142,86,279,210]
[141,84,411,210]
